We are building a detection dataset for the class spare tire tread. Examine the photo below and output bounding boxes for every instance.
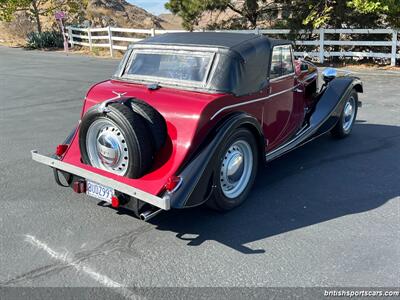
[109,102,154,175]
[127,98,167,151]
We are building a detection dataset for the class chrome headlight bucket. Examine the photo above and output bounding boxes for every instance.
[322,68,337,83]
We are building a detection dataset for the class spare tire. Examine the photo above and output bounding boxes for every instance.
[79,102,154,179]
[127,98,167,151]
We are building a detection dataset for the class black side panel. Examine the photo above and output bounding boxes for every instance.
[266,76,362,161]
[169,113,264,209]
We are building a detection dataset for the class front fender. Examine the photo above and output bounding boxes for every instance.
[312,76,362,136]
[169,112,264,209]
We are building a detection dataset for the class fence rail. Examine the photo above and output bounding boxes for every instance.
[65,26,399,66]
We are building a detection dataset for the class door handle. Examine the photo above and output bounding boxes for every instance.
[293,88,303,93]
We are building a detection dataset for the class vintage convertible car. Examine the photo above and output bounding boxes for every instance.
[32,32,362,221]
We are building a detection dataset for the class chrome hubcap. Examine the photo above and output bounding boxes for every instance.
[342,96,356,132]
[86,119,129,176]
[220,140,253,199]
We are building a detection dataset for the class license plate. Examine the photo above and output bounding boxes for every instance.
[86,180,114,203]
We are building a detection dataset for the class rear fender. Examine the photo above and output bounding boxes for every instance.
[170,112,264,209]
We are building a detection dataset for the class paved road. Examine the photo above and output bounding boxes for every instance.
[0,47,399,292]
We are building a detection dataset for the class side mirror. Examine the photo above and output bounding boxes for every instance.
[322,68,337,83]
[300,63,309,71]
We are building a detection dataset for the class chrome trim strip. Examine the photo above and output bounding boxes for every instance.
[270,72,296,82]
[31,150,170,210]
[210,84,300,120]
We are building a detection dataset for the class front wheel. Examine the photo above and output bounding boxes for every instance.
[331,89,358,138]
[206,128,259,211]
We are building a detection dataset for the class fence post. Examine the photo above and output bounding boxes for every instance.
[87,27,92,52]
[107,26,113,58]
[68,27,74,48]
[151,28,155,37]
[319,28,324,64]
[391,29,398,67]
[254,27,260,35]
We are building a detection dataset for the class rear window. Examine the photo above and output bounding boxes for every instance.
[125,51,213,83]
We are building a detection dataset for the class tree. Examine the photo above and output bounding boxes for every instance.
[298,0,400,29]
[165,0,207,30]
[165,0,282,30]
[348,0,400,27]
[166,0,397,30]
[0,0,30,22]
[0,0,80,33]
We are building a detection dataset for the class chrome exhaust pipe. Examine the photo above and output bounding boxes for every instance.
[140,209,163,222]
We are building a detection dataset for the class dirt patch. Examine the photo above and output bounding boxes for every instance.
[63,46,124,59]
[321,62,400,72]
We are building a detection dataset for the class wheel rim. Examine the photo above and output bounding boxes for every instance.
[86,119,129,176]
[219,140,253,199]
[342,96,356,132]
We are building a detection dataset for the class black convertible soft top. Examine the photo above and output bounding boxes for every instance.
[123,32,294,95]
[138,32,292,60]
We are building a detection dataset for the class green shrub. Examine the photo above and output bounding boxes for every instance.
[26,31,64,49]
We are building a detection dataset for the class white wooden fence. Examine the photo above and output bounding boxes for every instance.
[66,26,399,66]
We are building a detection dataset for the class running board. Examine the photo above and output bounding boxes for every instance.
[266,77,361,162]
[266,126,315,161]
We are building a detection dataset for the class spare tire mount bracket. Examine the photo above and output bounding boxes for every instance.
[97,91,127,113]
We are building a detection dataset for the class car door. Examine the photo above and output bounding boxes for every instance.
[263,45,301,151]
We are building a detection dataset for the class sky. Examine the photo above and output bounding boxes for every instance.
[128,0,169,16]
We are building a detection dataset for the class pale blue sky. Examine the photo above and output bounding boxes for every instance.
[128,0,169,15]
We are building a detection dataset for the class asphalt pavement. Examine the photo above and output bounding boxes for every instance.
[0,46,399,295]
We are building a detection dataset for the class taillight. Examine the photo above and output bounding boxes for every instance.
[56,144,68,156]
[111,196,119,208]
[164,176,181,192]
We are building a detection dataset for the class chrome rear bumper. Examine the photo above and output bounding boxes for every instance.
[31,150,170,210]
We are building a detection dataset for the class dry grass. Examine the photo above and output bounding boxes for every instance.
[0,23,27,47]
[322,61,400,71]
[342,64,400,71]
[66,46,124,59]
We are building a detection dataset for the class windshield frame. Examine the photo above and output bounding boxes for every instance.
[121,48,216,88]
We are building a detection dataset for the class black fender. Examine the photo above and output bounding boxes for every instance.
[169,113,264,209]
[266,76,363,161]
[311,76,362,136]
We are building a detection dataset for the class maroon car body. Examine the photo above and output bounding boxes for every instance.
[32,32,362,220]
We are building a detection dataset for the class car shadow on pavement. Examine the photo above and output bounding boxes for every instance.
[150,123,400,254]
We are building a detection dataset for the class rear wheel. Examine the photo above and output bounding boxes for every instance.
[206,128,258,211]
[331,89,358,138]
